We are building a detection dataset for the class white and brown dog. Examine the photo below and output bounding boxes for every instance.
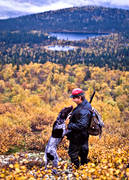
[44,106,73,170]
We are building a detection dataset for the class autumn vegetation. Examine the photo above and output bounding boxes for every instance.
[0,5,128,179]
[0,62,128,179]
[0,32,128,70]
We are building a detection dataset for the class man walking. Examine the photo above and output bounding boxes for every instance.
[66,88,92,169]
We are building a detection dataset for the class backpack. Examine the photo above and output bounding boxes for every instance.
[88,107,104,138]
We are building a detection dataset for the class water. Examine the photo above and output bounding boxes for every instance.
[49,32,107,41]
[47,32,108,51]
[47,45,74,51]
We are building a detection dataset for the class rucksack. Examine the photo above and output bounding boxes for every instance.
[88,107,104,138]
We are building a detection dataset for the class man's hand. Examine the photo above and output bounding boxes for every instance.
[65,114,71,125]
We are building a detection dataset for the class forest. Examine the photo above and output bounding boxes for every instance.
[0,6,128,71]
[0,62,128,179]
[0,32,128,70]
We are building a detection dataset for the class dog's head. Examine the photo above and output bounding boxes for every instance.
[52,106,73,138]
[59,105,73,119]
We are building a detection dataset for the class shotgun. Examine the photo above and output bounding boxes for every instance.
[89,90,95,104]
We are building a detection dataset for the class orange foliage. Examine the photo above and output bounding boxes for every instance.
[0,62,128,179]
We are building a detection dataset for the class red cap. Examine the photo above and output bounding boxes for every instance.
[70,88,84,98]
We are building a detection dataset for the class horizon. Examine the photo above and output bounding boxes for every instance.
[0,0,129,20]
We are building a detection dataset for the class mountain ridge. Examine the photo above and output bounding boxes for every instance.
[0,6,129,33]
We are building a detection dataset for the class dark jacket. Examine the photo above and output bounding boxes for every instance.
[67,99,92,144]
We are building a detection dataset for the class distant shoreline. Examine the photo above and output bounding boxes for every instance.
[48,31,109,35]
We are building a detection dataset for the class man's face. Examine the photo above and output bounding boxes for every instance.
[72,96,82,105]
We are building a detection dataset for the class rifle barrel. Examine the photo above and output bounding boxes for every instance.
[89,90,95,103]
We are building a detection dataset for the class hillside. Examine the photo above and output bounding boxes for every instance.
[0,6,129,33]
[0,62,128,178]
[0,5,129,179]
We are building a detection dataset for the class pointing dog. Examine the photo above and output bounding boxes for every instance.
[44,106,73,170]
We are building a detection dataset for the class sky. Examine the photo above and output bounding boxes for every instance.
[0,0,129,19]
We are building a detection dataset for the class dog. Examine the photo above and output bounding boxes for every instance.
[44,106,73,170]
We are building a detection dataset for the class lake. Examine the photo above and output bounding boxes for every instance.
[47,45,75,51]
[47,32,108,51]
[49,32,108,41]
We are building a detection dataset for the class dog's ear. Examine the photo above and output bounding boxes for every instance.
[69,105,73,111]
[61,112,66,119]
